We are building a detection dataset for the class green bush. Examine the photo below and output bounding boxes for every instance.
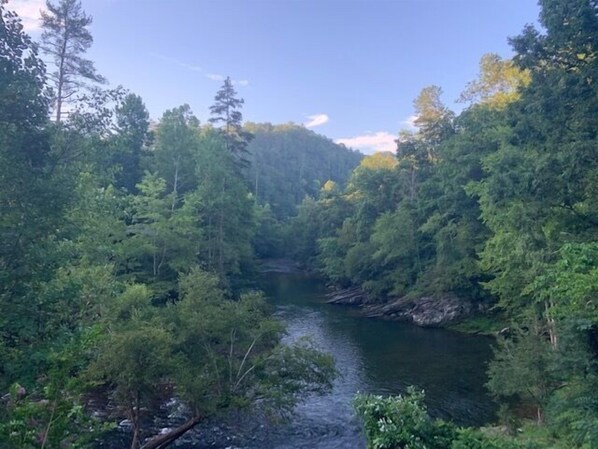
[450,428,541,449]
[354,389,551,449]
[354,387,456,449]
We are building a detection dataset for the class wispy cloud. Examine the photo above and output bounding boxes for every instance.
[10,0,46,32]
[152,53,203,72]
[179,62,203,73]
[206,73,224,81]
[335,131,397,155]
[152,56,249,86]
[304,113,329,128]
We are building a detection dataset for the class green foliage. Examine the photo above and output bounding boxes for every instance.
[193,128,256,287]
[89,269,336,445]
[253,203,285,258]
[287,189,353,267]
[355,390,548,449]
[0,1,57,386]
[0,2,49,126]
[245,122,362,219]
[354,388,457,449]
[111,93,150,192]
[486,316,561,423]
[150,105,200,195]
[0,384,101,449]
[2,1,598,448]
[548,373,598,449]
[124,172,200,292]
[93,286,171,398]
[528,243,598,324]
[448,312,508,335]
[0,7,338,445]
[0,329,111,449]
[172,269,335,415]
[288,3,598,447]
[450,428,542,449]
[459,53,531,108]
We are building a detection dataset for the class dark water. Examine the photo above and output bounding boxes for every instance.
[258,272,497,449]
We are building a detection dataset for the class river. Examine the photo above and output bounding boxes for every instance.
[256,272,497,449]
[99,271,497,449]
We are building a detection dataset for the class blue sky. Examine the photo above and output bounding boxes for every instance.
[14,0,540,154]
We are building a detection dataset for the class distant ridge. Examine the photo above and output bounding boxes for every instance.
[245,122,363,218]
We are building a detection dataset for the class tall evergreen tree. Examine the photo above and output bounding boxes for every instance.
[40,0,106,122]
[209,76,252,167]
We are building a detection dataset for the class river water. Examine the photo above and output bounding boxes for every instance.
[256,272,497,449]
[100,272,497,448]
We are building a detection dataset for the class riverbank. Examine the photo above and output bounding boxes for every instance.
[326,285,505,335]
[259,259,505,335]
[96,405,299,449]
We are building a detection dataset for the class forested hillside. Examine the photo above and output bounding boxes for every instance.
[1,0,597,448]
[245,122,362,218]
[0,2,335,447]
[288,0,598,446]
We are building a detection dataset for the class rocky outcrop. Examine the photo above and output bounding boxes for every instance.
[327,286,476,327]
[326,286,372,306]
[363,295,475,327]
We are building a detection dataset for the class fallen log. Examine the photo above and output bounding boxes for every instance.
[140,415,203,449]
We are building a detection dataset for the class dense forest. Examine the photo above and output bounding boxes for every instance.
[245,122,362,220]
[289,0,598,447]
[0,1,342,447]
[1,0,597,448]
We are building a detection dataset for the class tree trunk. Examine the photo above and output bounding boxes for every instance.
[129,393,141,449]
[409,166,416,201]
[130,421,140,449]
[218,208,224,277]
[536,405,544,425]
[218,176,226,278]
[545,300,558,349]
[139,415,203,449]
[56,75,63,123]
[152,235,158,277]
[207,215,213,271]
[171,159,179,212]
[55,25,68,123]
[254,163,259,201]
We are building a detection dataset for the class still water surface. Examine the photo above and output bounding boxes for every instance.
[259,272,497,449]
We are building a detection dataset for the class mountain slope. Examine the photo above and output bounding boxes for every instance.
[245,122,363,218]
